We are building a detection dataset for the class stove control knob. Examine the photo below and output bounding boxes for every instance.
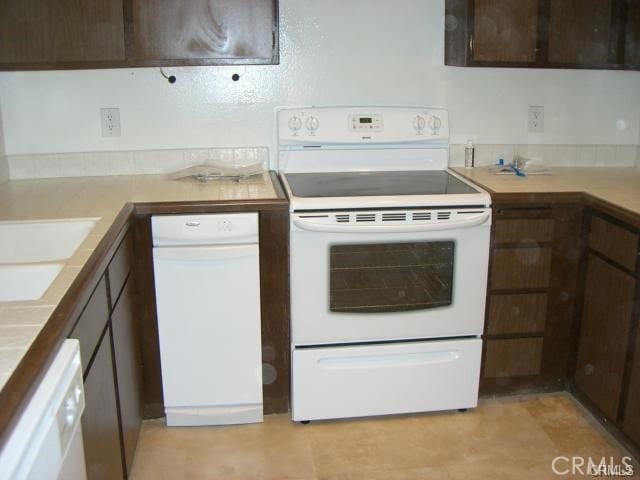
[305,115,320,132]
[413,115,426,133]
[429,115,442,135]
[288,116,302,132]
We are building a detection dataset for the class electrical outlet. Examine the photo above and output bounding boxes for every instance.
[101,108,121,137]
[528,105,544,133]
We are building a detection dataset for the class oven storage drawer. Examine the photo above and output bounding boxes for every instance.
[291,338,482,421]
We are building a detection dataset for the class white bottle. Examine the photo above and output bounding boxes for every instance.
[465,140,475,167]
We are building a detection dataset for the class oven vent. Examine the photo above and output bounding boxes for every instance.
[381,213,407,222]
[335,214,350,223]
[355,213,376,222]
[437,211,452,220]
[412,212,431,221]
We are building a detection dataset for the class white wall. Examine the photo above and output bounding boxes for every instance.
[0,100,8,183]
[0,0,639,159]
[445,68,640,145]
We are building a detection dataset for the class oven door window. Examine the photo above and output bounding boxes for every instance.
[329,241,454,313]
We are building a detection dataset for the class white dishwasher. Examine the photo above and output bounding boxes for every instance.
[152,213,263,426]
[0,339,86,480]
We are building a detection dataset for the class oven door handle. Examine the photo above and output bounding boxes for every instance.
[292,212,490,233]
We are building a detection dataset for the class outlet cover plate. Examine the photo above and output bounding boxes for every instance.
[101,108,121,137]
[528,105,544,133]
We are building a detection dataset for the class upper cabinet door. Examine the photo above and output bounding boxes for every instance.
[548,0,615,65]
[445,0,640,70]
[131,0,278,65]
[624,0,640,66]
[472,0,539,63]
[0,0,125,66]
[445,0,542,67]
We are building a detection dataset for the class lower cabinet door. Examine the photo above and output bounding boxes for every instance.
[575,254,635,421]
[112,278,143,475]
[82,326,124,480]
[623,331,640,447]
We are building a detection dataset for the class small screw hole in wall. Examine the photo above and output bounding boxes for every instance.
[232,73,240,81]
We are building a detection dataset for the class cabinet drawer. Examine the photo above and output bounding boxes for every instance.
[483,338,544,378]
[494,219,554,244]
[108,229,134,308]
[487,293,547,335]
[68,276,109,375]
[589,215,638,271]
[491,247,552,290]
[292,339,482,421]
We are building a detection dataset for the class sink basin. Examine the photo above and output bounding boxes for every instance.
[0,218,98,302]
[0,219,98,263]
[0,264,64,302]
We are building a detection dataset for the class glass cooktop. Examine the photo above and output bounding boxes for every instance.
[284,170,479,197]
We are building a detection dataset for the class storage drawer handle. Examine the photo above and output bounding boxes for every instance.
[317,350,460,370]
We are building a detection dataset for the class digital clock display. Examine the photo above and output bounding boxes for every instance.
[359,117,373,124]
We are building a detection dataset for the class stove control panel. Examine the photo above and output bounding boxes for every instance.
[349,114,383,132]
[278,106,448,146]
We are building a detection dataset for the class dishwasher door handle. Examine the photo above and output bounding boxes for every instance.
[153,244,258,262]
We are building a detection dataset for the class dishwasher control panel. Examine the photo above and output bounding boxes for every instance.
[216,219,234,233]
[152,213,259,246]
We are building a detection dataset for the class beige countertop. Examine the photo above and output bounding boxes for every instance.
[2,167,640,394]
[0,173,279,389]
[452,166,640,217]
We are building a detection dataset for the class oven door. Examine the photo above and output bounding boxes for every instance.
[290,208,491,345]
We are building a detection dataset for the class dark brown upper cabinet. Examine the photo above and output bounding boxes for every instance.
[0,0,126,66]
[445,0,640,70]
[0,0,279,71]
[131,0,277,66]
[471,0,539,64]
[625,0,640,64]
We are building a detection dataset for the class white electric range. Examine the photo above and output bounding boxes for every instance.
[277,106,492,422]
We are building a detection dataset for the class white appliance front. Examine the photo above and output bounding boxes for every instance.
[154,244,263,425]
[153,213,263,426]
[0,339,86,480]
[290,208,491,346]
[292,338,482,421]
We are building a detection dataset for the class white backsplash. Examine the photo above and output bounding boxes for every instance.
[449,144,640,168]
[8,147,269,180]
[6,143,640,180]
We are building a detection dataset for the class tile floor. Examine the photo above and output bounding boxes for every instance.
[130,393,639,480]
